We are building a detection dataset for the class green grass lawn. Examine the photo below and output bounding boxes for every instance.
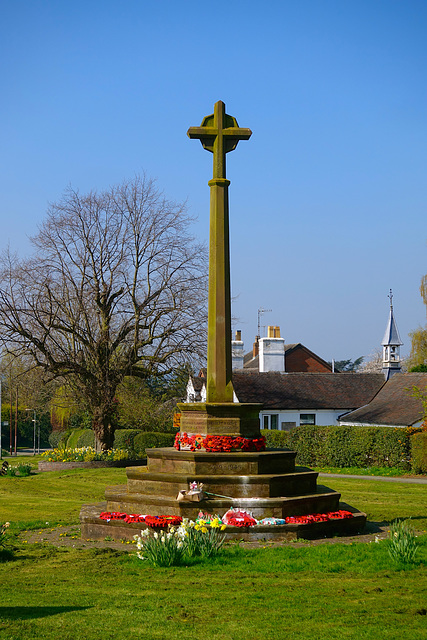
[1,468,427,640]
[1,467,128,531]
[315,465,418,477]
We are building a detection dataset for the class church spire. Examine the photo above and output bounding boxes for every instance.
[381,289,403,380]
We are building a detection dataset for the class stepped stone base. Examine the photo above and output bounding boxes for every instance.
[80,447,367,542]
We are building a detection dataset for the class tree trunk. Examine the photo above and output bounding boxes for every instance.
[92,411,115,452]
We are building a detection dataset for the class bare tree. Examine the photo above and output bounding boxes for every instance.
[360,349,383,373]
[0,176,207,449]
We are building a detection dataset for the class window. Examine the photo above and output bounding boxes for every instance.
[281,422,296,431]
[300,414,315,425]
[262,414,279,429]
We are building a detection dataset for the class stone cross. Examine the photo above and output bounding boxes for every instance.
[188,101,251,403]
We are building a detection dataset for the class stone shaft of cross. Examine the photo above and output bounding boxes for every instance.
[188,101,251,403]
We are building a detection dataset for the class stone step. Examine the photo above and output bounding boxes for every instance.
[126,469,319,499]
[105,483,341,520]
[146,447,297,476]
[80,501,366,543]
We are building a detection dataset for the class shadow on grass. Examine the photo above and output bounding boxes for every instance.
[365,516,427,532]
[0,549,15,562]
[0,605,92,620]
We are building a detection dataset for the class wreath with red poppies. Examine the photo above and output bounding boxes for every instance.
[174,432,266,453]
[285,510,353,524]
[144,515,183,528]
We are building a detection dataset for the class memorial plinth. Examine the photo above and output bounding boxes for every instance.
[80,101,367,542]
[178,402,262,437]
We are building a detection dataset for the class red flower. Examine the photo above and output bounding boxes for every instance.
[174,432,266,453]
[285,510,354,524]
[227,515,257,528]
[144,515,183,528]
[124,514,146,523]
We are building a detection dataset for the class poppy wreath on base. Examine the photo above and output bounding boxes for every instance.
[144,515,183,528]
[285,510,354,525]
[124,514,146,523]
[226,515,258,528]
[174,432,266,453]
[99,512,127,521]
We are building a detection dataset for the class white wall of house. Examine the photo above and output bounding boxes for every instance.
[260,409,348,430]
[186,379,206,403]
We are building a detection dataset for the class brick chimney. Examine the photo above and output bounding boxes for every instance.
[253,336,259,358]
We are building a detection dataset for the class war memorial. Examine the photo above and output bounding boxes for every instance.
[80,101,366,541]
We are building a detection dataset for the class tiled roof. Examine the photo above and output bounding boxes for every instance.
[232,371,384,410]
[381,307,403,346]
[339,372,427,426]
[243,352,259,369]
[242,343,331,372]
[190,375,205,392]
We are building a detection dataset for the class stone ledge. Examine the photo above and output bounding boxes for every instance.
[80,502,367,542]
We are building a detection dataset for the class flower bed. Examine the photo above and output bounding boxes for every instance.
[41,446,134,463]
[174,433,266,453]
[38,446,146,471]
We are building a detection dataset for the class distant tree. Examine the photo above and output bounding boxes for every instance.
[409,363,427,373]
[407,269,427,370]
[144,364,192,401]
[407,326,427,370]
[329,357,364,372]
[0,352,58,415]
[0,353,54,447]
[421,274,427,309]
[360,350,383,373]
[115,377,177,432]
[0,176,207,450]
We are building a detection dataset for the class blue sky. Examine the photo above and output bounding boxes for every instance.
[1,0,426,362]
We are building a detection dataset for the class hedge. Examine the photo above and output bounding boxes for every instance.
[261,425,421,470]
[411,432,427,473]
[76,429,95,448]
[48,430,71,449]
[66,428,87,449]
[113,429,141,452]
[112,429,175,456]
[133,432,176,457]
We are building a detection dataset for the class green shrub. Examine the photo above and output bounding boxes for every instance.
[48,430,70,449]
[76,429,95,448]
[261,425,419,470]
[411,431,427,473]
[66,428,87,449]
[113,429,142,452]
[133,432,175,457]
[262,429,291,449]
